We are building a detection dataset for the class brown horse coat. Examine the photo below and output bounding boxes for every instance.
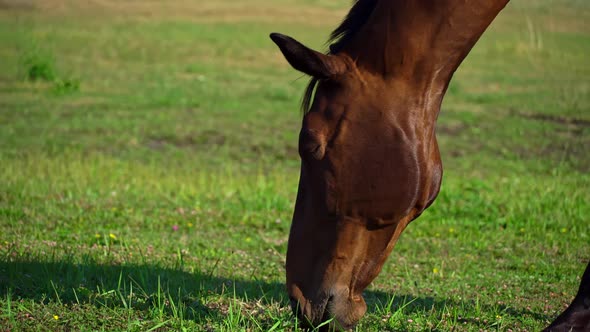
[272,0,512,329]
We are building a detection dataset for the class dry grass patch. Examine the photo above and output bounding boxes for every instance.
[6,0,345,26]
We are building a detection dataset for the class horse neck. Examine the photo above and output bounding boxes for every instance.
[341,0,509,121]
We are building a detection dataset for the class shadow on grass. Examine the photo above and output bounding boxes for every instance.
[0,259,287,324]
[364,289,552,326]
[0,260,551,326]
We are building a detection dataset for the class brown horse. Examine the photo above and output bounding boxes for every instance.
[270,0,513,329]
[270,0,509,329]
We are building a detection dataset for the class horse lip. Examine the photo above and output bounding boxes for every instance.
[289,294,332,328]
[289,296,298,314]
[308,295,331,327]
[319,295,333,321]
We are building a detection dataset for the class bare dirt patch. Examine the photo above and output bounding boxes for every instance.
[511,110,590,172]
[146,130,226,151]
[516,111,590,128]
[437,122,467,137]
[0,0,35,11]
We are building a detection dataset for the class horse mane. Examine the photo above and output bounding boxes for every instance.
[301,0,378,112]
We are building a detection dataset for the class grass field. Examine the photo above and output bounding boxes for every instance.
[0,0,589,331]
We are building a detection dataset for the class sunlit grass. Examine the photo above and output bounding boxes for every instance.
[0,0,588,331]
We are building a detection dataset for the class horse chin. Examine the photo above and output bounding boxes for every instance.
[290,290,366,331]
[326,290,367,331]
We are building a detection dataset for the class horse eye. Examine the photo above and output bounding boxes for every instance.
[299,128,326,160]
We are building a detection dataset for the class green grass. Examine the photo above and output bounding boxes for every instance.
[0,0,589,331]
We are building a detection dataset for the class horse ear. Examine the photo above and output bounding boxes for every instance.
[270,33,347,79]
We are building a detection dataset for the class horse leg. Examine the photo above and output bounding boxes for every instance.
[544,260,590,332]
